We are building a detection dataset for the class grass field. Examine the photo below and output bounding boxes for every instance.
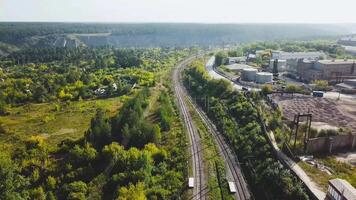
[0,95,130,153]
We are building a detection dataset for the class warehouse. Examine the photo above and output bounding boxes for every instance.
[297,59,356,82]
[272,51,326,71]
[225,63,254,73]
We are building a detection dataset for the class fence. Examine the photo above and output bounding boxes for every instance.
[306,135,356,154]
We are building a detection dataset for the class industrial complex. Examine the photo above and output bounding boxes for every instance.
[297,59,356,83]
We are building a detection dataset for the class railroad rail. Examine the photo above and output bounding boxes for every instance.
[174,56,251,199]
[185,91,252,200]
[173,57,206,200]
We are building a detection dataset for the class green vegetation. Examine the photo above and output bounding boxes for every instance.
[299,156,356,191]
[312,80,332,91]
[183,60,309,200]
[214,51,228,66]
[0,47,192,199]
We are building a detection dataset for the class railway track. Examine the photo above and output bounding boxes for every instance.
[174,56,251,200]
[185,95,252,200]
[173,57,206,200]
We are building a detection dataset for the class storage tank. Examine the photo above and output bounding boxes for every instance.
[241,68,257,81]
[256,72,273,84]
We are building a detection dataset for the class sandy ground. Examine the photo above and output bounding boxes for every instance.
[335,152,356,166]
[311,122,339,132]
[271,94,356,133]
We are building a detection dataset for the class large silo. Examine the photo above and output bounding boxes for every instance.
[256,72,273,84]
[241,68,257,82]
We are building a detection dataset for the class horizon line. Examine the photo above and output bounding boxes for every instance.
[1,21,356,25]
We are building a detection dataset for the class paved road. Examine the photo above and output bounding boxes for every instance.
[173,57,207,200]
[206,56,243,90]
[206,56,261,92]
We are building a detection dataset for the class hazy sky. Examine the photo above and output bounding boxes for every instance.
[1,0,356,23]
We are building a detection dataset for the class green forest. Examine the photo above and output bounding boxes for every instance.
[0,23,349,52]
[0,47,194,200]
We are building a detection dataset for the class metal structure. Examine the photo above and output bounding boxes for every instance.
[291,113,312,152]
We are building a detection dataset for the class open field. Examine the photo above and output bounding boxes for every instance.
[271,94,356,133]
[0,95,129,153]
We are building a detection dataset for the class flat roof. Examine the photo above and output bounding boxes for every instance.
[256,72,273,75]
[228,181,237,193]
[318,60,356,65]
[225,63,254,70]
[273,51,325,59]
[329,178,356,200]
[188,177,194,188]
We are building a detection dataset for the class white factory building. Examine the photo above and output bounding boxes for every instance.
[269,59,287,71]
[272,51,326,72]
[228,57,247,64]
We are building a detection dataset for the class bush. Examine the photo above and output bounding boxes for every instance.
[0,101,7,115]
[262,84,273,95]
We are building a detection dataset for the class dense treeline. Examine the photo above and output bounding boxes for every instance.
[156,92,174,131]
[183,60,309,200]
[0,23,349,50]
[240,40,350,58]
[0,88,188,200]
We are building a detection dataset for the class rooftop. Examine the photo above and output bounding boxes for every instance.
[329,178,356,200]
[272,51,325,60]
[257,72,273,75]
[225,63,254,71]
[317,59,356,65]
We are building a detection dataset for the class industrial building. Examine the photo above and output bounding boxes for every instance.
[297,59,356,82]
[336,79,356,90]
[225,63,254,73]
[272,51,326,72]
[338,36,356,46]
[272,51,326,60]
[269,59,287,71]
[228,57,247,64]
[327,178,356,200]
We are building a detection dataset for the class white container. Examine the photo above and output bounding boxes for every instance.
[256,72,273,84]
[241,68,257,81]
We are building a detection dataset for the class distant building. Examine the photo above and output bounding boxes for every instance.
[336,79,356,90]
[272,51,326,71]
[228,57,247,64]
[225,63,253,73]
[327,178,356,200]
[247,54,256,62]
[297,59,356,82]
[338,36,356,46]
[272,51,326,60]
[269,59,287,72]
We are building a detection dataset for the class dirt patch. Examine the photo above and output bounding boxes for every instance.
[270,94,356,133]
[311,122,339,132]
[335,152,356,166]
